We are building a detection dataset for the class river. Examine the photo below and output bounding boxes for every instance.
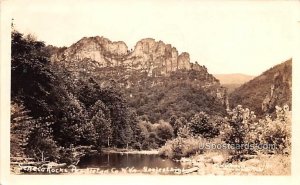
[77,153,192,174]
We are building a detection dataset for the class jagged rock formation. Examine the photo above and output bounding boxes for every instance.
[229,59,292,116]
[51,37,205,77]
[49,36,229,121]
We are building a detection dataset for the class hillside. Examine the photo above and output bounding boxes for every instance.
[229,59,292,116]
[48,36,229,122]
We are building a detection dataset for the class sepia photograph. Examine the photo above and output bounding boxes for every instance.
[1,0,300,184]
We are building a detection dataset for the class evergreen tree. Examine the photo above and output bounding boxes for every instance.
[10,100,33,157]
[90,100,112,147]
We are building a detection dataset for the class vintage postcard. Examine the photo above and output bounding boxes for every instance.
[1,0,300,185]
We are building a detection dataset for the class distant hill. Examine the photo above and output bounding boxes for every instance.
[214,73,254,85]
[229,59,292,116]
[214,74,254,93]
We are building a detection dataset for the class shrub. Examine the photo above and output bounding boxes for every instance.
[223,105,291,155]
[260,105,291,154]
[189,112,219,138]
[58,147,78,165]
[159,137,206,159]
[177,125,191,138]
[155,120,174,145]
[223,105,257,155]
[131,142,142,150]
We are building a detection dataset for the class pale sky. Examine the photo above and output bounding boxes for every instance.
[3,0,299,75]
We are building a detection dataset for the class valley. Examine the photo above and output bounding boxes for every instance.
[10,30,292,175]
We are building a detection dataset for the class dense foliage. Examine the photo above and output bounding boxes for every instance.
[53,57,228,123]
[159,105,291,159]
[222,105,291,155]
[189,112,219,138]
[10,101,33,157]
[229,59,292,116]
[127,80,227,123]
[10,31,142,163]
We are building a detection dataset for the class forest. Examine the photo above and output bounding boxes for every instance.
[10,30,291,175]
[11,30,144,162]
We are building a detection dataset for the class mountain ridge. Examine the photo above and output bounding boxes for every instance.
[48,36,229,122]
[50,36,208,77]
[229,59,292,116]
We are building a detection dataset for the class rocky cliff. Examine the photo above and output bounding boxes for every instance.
[49,36,229,121]
[51,37,205,77]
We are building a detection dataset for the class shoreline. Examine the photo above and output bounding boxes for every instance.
[102,148,159,155]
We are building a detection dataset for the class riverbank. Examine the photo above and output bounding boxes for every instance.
[175,152,291,175]
[11,153,290,175]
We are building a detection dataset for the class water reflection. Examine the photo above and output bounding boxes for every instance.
[78,153,189,170]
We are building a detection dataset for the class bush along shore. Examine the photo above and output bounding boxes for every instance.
[158,105,291,175]
[10,145,90,174]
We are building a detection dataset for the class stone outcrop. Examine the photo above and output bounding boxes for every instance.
[178,52,191,70]
[261,69,292,113]
[52,37,205,76]
[54,36,128,67]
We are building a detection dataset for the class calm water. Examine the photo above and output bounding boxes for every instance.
[77,153,190,171]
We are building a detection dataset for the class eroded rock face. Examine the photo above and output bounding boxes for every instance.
[52,36,128,67]
[53,36,207,76]
[262,70,292,113]
[178,52,191,70]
